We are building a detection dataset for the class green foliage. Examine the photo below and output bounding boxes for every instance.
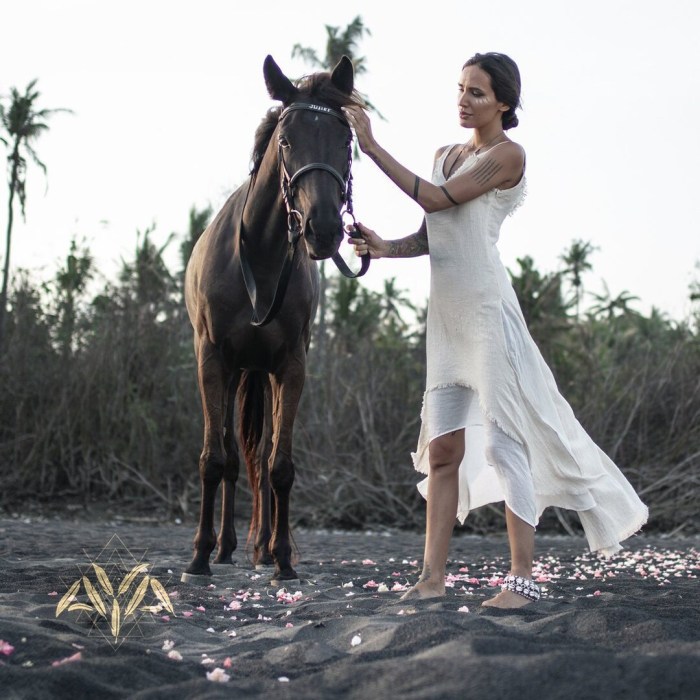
[0,225,698,535]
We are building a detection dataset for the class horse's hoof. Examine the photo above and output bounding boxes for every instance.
[180,571,214,585]
[184,559,212,577]
[255,563,275,571]
[212,554,235,565]
[270,568,299,586]
[255,553,275,567]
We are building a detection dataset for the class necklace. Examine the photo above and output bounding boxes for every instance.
[445,133,506,178]
[471,132,506,155]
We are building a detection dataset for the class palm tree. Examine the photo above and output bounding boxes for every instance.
[0,79,71,348]
[560,239,597,319]
[54,238,94,355]
[589,282,640,320]
[291,15,382,120]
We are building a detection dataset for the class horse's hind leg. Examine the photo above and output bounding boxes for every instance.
[239,371,274,567]
[254,379,275,566]
[213,371,241,564]
[186,337,228,576]
[268,359,306,580]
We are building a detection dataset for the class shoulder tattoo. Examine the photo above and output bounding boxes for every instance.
[471,157,503,186]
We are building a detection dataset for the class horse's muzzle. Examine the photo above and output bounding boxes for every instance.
[304,217,344,260]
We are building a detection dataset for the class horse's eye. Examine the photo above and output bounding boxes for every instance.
[278,136,290,149]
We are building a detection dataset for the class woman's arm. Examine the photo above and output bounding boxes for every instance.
[342,105,524,213]
[349,219,428,259]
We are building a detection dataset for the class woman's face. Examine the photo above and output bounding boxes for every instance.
[457,65,508,129]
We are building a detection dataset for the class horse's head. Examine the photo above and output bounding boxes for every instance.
[263,55,356,260]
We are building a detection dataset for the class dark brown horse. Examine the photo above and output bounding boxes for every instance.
[184,55,362,581]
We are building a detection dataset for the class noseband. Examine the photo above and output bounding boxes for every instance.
[240,101,370,327]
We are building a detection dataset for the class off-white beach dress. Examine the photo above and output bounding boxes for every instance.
[411,144,648,557]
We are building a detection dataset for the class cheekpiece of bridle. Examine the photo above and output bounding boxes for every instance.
[240,101,370,327]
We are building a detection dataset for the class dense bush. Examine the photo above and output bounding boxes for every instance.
[1,226,698,537]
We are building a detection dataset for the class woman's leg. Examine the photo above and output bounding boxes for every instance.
[402,429,464,600]
[481,422,537,608]
[482,506,535,608]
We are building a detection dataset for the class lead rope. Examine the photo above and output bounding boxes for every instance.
[332,169,370,278]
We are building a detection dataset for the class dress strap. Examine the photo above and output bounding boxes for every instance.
[480,141,516,155]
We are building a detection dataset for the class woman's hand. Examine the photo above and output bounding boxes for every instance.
[345,222,388,259]
[342,105,376,155]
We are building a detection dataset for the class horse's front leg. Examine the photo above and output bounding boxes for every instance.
[186,336,228,576]
[213,370,241,564]
[268,357,306,580]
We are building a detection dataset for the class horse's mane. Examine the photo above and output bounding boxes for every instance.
[250,72,364,175]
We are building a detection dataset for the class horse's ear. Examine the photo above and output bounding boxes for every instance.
[263,55,298,104]
[330,55,354,95]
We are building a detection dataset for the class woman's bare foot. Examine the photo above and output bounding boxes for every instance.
[482,589,533,609]
[399,581,445,601]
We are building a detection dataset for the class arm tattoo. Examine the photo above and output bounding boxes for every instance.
[412,175,421,201]
[471,157,503,185]
[440,156,504,206]
[385,223,429,258]
[440,185,459,206]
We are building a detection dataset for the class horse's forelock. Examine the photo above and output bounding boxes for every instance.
[250,73,363,175]
[296,72,361,110]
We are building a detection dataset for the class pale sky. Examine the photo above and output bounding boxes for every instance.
[2,0,699,320]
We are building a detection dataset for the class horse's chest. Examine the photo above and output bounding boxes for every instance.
[220,329,300,373]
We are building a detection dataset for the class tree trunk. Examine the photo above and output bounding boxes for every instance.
[0,148,19,350]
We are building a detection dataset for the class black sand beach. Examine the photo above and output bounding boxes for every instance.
[0,513,698,699]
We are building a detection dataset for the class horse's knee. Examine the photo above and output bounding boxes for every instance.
[428,433,463,475]
[199,454,224,483]
[270,455,295,492]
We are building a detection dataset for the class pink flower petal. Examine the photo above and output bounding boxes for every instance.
[0,640,15,656]
[51,651,82,667]
[206,667,230,682]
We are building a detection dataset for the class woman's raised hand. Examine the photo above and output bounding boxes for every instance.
[342,105,376,155]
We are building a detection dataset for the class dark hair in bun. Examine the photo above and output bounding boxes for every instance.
[463,52,522,129]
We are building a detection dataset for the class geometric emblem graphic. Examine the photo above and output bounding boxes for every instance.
[54,534,173,650]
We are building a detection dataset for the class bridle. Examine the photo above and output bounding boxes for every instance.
[239,101,370,327]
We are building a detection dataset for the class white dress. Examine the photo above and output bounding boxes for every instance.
[411,145,648,557]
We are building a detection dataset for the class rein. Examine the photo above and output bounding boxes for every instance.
[239,102,370,327]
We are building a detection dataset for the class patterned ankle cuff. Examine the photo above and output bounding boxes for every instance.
[501,575,541,601]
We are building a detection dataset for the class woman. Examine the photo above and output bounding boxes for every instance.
[342,52,648,608]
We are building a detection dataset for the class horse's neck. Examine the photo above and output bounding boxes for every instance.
[240,155,287,245]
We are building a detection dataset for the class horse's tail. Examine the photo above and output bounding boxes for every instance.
[237,370,266,548]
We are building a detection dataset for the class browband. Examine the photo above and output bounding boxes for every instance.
[280,102,349,125]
